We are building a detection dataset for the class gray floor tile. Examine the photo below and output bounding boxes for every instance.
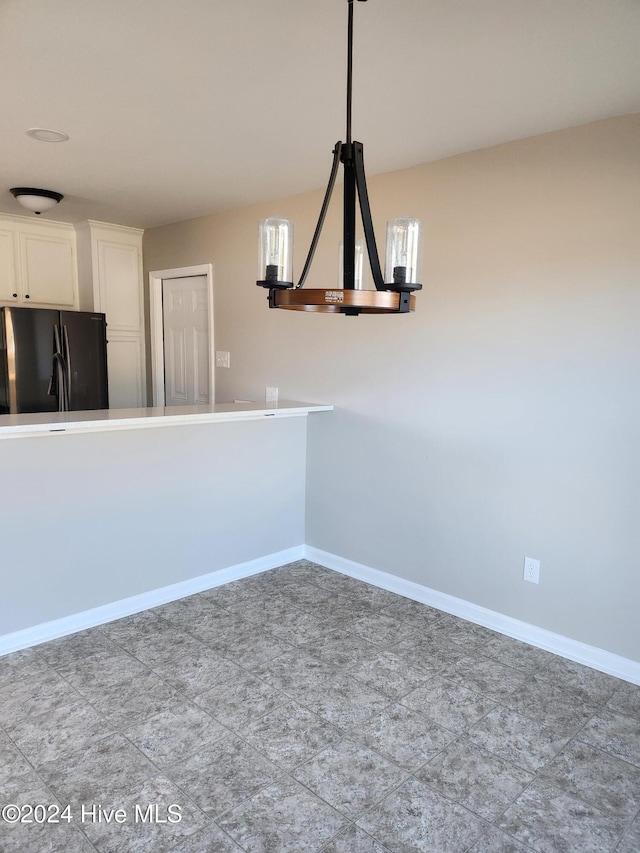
[193,668,290,730]
[53,646,151,693]
[176,609,249,645]
[165,822,246,852]
[577,707,640,767]
[196,578,266,608]
[357,777,487,852]
[0,761,62,807]
[468,826,534,852]
[347,648,430,700]
[298,627,380,668]
[343,612,416,648]
[71,668,183,729]
[217,776,348,852]
[0,647,54,688]
[259,607,336,646]
[292,738,408,819]
[123,694,227,768]
[251,649,337,694]
[466,705,570,772]
[608,681,640,720]
[356,702,454,771]
[321,824,390,852]
[102,613,209,667]
[391,635,467,675]
[243,700,343,770]
[278,581,342,612]
[205,621,293,670]
[79,774,208,853]
[98,609,167,642]
[400,674,497,734]
[441,653,527,701]
[2,563,637,853]
[537,740,640,821]
[37,732,157,804]
[420,615,492,653]
[0,822,96,853]
[506,674,598,735]
[151,646,244,697]
[479,634,557,673]
[298,671,392,729]
[0,666,82,726]
[378,597,444,629]
[537,656,620,705]
[616,813,640,853]
[223,591,299,626]
[151,592,229,625]
[34,628,116,669]
[0,728,30,783]
[6,694,113,765]
[166,732,283,818]
[416,740,534,821]
[497,779,626,852]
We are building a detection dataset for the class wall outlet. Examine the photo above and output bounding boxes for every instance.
[265,386,278,405]
[523,557,540,584]
[215,351,230,368]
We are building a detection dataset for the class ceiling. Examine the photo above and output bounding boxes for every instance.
[1,0,639,229]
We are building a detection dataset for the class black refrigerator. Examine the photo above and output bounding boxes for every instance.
[0,307,108,414]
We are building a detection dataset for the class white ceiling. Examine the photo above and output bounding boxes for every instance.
[1,0,639,229]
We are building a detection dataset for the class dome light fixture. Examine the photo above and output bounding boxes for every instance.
[257,0,423,316]
[25,128,69,143]
[10,187,64,215]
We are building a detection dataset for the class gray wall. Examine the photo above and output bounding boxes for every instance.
[144,115,640,662]
[0,418,306,634]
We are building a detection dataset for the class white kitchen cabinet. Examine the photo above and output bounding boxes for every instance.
[76,221,146,407]
[0,214,78,308]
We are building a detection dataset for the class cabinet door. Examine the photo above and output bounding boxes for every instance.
[19,232,76,306]
[97,240,141,332]
[107,334,145,409]
[0,228,19,303]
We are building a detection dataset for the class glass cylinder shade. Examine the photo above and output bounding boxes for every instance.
[339,238,365,289]
[384,218,423,287]
[259,216,294,285]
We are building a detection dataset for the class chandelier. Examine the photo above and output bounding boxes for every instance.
[257,0,423,315]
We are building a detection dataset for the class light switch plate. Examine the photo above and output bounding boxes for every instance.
[215,351,230,368]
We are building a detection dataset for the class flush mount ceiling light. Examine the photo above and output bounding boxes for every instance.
[257,0,423,315]
[10,187,64,215]
[25,127,69,143]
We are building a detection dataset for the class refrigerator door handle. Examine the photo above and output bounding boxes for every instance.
[62,325,71,411]
[52,324,68,412]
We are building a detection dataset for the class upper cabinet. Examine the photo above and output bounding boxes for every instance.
[0,215,78,308]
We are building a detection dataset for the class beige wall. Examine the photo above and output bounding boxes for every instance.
[144,114,640,661]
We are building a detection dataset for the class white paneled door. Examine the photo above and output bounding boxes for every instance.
[162,275,210,406]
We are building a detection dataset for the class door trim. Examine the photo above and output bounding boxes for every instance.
[148,264,214,407]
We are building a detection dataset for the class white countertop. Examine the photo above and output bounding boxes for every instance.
[0,400,333,439]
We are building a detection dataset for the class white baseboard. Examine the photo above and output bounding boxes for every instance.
[305,546,640,686]
[0,546,305,657]
[4,541,639,687]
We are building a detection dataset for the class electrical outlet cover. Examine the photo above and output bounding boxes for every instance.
[523,557,540,584]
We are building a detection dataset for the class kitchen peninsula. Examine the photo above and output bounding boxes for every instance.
[0,401,332,653]
[0,400,332,439]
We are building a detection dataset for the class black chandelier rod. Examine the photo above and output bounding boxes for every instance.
[346,0,355,146]
[296,0,388,295]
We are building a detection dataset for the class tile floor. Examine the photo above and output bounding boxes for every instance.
[1,559,639,852]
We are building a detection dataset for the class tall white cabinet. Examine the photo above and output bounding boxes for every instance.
[76,221,146,408]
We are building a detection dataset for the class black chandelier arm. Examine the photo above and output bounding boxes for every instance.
[295,141,343,289]
[353,142,386,290]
